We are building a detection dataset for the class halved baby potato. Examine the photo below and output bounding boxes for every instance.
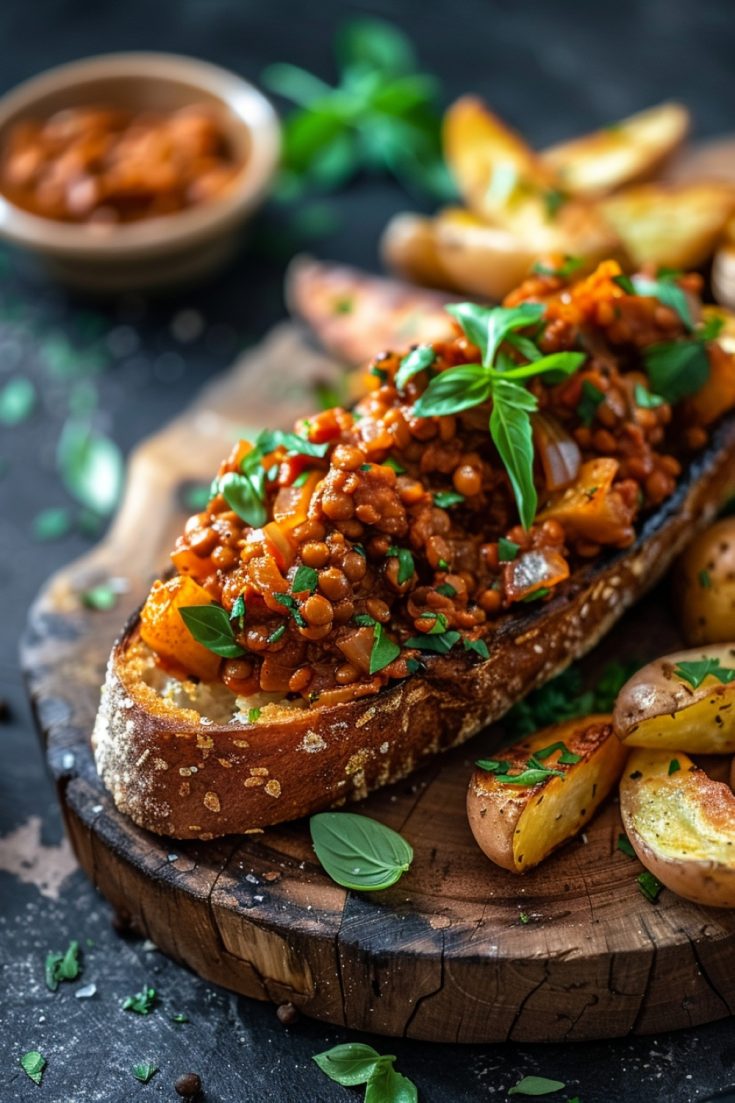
[620,748,735,907]
[542,102,690,199]
[613,645,735,752]
[675,518,735,645]
[467,714,627,873]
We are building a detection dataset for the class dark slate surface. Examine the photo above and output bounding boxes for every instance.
[2,1,735,1100]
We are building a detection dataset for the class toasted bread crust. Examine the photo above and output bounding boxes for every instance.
[93,416,735,839]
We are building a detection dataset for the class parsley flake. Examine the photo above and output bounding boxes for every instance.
[577,380,605,427]
[291,565,319,594]
[617,833,636,858]
[20,1051,46,1085]
[434,489,465,508]
[386,546,415,585]
[674,657,735,689]
[369,623,401,674]
[132,1063,158,1083]
[498,536,520,562]
[637,870,664,903]
[45,940,81,991]
[668,758,681,775]
[122,986,157,1015]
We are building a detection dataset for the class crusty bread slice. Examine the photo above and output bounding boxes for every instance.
[92,416,735,840]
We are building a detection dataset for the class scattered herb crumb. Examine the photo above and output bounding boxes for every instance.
[20,1050,46,1085]
[32,506,72,542]
[81,583,118,611]
[171,1013,189,1024]
[508,1074,566,1096]
[668,758,681,775]
[122,986,157,1015]
[519,912,530,925]
[132,1063,158,1084]
[617,833,635,859]
[45,940,81,991]
[637,870,664,903]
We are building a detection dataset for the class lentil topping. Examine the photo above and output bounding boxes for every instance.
[139,260,735,709]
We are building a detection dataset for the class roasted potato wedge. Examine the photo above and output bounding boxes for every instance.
[542,103,689,199]
[600,182,735,269]
[613,645,735,752]
[620,748,735,907]
[675,519,735,645]
[467,715,627,872]
[379,211,458,292]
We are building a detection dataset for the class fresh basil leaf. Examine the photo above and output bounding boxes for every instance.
[262,62,332,107]
[365,1061,418,1103]
[20,1051,46,1085]
[463,637,489,659]
[179,605,246,659]
[338,17,416,75]
[576,380,605,427]
[493,351,585,382]
[417,611,448,635]
[489,379,537,530]
[532,256,583,279]
[310,812,413,891]
[447,302,544,367]
[219,471,268,528]
[291,565,319,593]
[633,275,693,330]
[496,767,565,786]
[412,363,492,417]
[369,622,401,673]
[434,490,464,508]
[637,870,663,903]
[508,1075,566,1096]
[386,546,415,585]
[498,536,520,562]
[132,1063,158,1084]
[274,591,307,627]
[312,1042,387,1086]
[57,419,123,516]
[476,758,511,774]
[644,340,710,404]
[0,376,36,425]
[254,428,329,460]
[404,629,460,654]
[634,383,665,409]
[395,344,435,390]
[122,986,157,1014]
[674,657,735,689]
[617,833,636,858]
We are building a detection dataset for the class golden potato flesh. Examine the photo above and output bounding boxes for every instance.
[675,518,735,645]
[542,102,689,199]
[467,714,627,873]
[379,211,458,292]
[620,748,735,907]
[613,645,735,752]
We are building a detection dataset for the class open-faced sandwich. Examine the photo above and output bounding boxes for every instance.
[93,260,735,839]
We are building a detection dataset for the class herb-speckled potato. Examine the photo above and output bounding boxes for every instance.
[467,715,627,873]
[675,518,735,645]
[620,748,735,908]
[613,645,735,752]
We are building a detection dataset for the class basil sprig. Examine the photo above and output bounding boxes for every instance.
[313,1042,418,1102]
[413,301,585,528]
[395,344,435,390]
[674,656,735,689]
[179,604,246,658]
[508,1075,567,1096]
[213,429,329,527]
[310,812,414,891]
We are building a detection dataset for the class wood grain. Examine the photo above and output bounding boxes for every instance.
[21,309,735,1042]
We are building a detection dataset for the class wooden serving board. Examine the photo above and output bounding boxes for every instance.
[21,318,735,1045]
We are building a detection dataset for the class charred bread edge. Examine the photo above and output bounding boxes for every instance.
[92,414,735,839]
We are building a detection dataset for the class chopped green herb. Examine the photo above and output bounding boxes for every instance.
[520,587,551,602]
[122,986,157,1015]
[230,594,246,629]
[543,188,567,219]
[463,637,489,660]
[505,659,638,738]
[248,708,261,723]
[0,376,36,425]
[57,419,124,516]
[132,1063,158,1084]
[496,766,565,786]
[353,613,377,627]
[434,490,465,508]
[498,536,520,562]
[182,482,211,511]
[353,543,367,557]
[476,758,511,774]
[360,463,371,471]
[576,380,605,427]
[438,557,449,570]
[267,624,287,644]
[81,583,118,612]
[633,274,693,329]
[674,657,735,689]
[273,592,307,627]
[386,546,415,585]
[532,256,583,279]
[436,582,457,597]
[405,629,460,654]
[369,622,401,674]
[637,870,663,903]
[383,456,406,474]
[179,604,247,658]
[396,344,436,390]
[291,565,319,594]
[171,1013,189,1023]
[612,274,636,295]
[292,470,311,487]
[698,569,712,589]
[617,833,636,858]
[371,365,389,382]
[634,383,665,409]
[333,297,353,314]
[644,339,710,404]
[20,1051,46,1085]
[668,758,681,775]
[32,506,72,542]
[519,911,530,924]
[310,813,413,892]
[406,658,423,674]
[534,741,582,765]
[45,940,81,991]
[508,1075,566,1096]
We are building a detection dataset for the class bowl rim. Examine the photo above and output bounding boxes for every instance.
[0,51,281,257]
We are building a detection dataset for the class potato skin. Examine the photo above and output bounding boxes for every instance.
[467,715,627,873]
[613,644,735,753]
[675,518,735,645]
[620,749,735,907]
